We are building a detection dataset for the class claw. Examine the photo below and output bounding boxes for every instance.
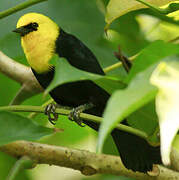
[45,103,58,125]
[68,108,85,127]
[68,103,94,127]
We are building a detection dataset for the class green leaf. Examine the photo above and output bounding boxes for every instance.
[127,40,179,82]
[127,101,158,135]
[105,0,175,26]
[150,61,179,166]
[97,41,179,153]
[97,64,157,153]
[0,111,53,145]
[45,57,126,95]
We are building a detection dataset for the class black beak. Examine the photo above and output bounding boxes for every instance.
[13,27,27,36]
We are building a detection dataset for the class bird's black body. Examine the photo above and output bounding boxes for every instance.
[32,29,161,172]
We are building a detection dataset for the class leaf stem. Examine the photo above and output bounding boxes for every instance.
[135,0,163,13]
[135,0,179,15]
[163,3,179,14]
[0,105,148,140]
[6,156,34,180]
[28,98,54,119]
[0,0,47,20]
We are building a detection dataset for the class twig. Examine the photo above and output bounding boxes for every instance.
[104,53,137,73]
[114,46,132,73]
[6,156,34,180]
[1,141,179,180]
[0,0,47,19]
[0,105,148,140]
[28,98,54,118]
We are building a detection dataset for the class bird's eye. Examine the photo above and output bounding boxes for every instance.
[32,22,38,28]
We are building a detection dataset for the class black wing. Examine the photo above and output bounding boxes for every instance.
[55,29,105,75]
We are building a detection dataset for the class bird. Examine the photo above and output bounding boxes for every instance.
[13,12,161,172]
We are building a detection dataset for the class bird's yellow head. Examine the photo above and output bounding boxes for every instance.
[14,13,59,73]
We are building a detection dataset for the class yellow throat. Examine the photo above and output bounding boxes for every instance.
[16,13,59,73]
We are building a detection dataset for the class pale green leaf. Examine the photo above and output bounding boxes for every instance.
[45,58,126,95]
[0,111,53,145]
[97,64,157,153]
[150,61,179,166]
[106,0,177,26]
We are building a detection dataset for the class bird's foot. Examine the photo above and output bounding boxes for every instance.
[68,107,85,127]
[45,103,59,125]
[68,103,94,127]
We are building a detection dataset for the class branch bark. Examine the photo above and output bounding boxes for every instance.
[0,51,43,104]
[1,141,179,180]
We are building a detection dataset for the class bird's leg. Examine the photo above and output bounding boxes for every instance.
[68,103,94,127]
[44,103,59,125]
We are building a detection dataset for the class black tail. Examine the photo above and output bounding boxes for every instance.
[111,129,161,172]
[83,118,161,172]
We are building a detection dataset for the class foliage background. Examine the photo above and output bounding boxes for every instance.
[0,0,179,180]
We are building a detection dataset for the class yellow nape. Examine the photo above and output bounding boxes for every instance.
[17,12,59,73]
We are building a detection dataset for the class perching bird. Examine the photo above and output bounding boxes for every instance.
[13,12,161,172]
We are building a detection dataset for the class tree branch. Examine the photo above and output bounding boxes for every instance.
[1,141,179,180]
[0,51,43,104]
[0,52,30,84]
[0,0,47,20]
